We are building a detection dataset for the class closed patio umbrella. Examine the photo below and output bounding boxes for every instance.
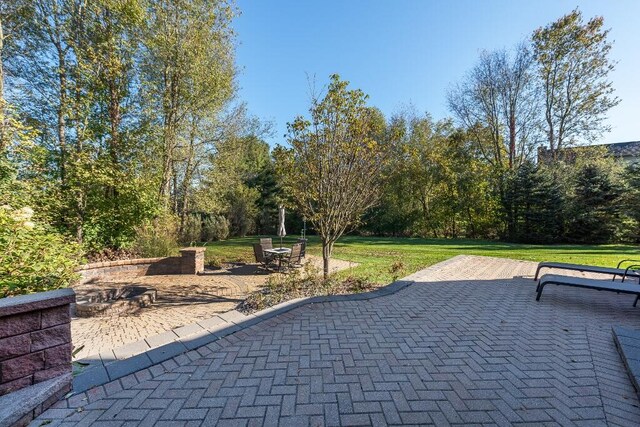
[277,206,286,248]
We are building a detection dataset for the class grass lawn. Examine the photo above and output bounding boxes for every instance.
[203,236,640,284]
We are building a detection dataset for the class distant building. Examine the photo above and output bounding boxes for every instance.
[538,141,640,165]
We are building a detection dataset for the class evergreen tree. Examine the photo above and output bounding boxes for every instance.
[566,163,623,243]
[622,163,640,242]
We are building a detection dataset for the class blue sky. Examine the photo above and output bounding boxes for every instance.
[233,0,640,147]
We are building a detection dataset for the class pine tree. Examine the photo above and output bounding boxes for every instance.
[567,163,623,243]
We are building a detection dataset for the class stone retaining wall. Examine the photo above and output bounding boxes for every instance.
[77,248,206,284]
[0,289,75,396]
[77,257,182,284]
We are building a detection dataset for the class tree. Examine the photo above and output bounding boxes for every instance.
[623,163,640,242]
[141,0,237,210]
[448,44,540,172]
[533,9,619,159]
[504,162,565,243]
[566,160,623,243]
[276,75,387,277]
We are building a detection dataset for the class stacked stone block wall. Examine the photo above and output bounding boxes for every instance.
[77,257,182,284]
[179,247,206,274]
[77,248,206,283]
[0,289,75,396]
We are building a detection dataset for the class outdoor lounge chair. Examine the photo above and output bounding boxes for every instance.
[253,243,275,272]
[536,273,640,306]
[534,259,640,282]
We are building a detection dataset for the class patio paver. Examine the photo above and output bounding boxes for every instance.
[34,255,640,426]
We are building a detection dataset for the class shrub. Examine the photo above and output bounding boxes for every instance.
[226,185,259,237]
[239,264,376,313]
[388,260,406,281]
[0,205,82,298]
[133,214,179,258]
[180,214,202,244]
[202,214,230,241]
[205,255,223,269]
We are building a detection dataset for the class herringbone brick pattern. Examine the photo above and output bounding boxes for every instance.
[35,256,640,426]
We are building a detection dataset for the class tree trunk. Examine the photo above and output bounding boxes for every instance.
[0,17,5,151]
[322,239,333,279]
[509,113,516,169]
[57,64,67,183]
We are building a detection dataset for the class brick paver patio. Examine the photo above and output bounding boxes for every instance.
[71,256,356,360]
[35,256,640,426]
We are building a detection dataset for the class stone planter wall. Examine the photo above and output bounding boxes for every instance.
[0,289,75,396]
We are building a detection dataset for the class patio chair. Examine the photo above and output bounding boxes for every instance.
[260,238,273,250]
[259,238,275,261]
[534,259,640,292]
[297,238,307,258]
[283,243,303,270]
[253,243,274,272]
[536,273,640,306]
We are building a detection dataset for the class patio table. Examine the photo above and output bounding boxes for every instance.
[264,247,291,271]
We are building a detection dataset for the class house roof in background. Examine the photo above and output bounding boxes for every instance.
[538,140,640,161]
[606,141,640,157]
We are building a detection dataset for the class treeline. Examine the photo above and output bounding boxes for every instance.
[361,125,640,244]
[0,0,282,262]
[358,9,635,244]
[0,4,635,295]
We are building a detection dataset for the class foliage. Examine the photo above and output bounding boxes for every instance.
[0,205,81,297]
[238,263,376,313]
[565,160,624,243]
[277,74,388,277]
[448,44,541,171]
[143,0,237,214]
[504,162,565,243]
[533,9,620,157]
[180,214,202,245]
[133,214,179,258]
[623,163,640,242]
[226,184,259,237]
[3,0,239,256]
[364,110,499,238]
[202,214,230,242]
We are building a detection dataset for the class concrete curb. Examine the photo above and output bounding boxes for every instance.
[70,277,417,394]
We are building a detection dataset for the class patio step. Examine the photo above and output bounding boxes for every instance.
[0,374,71,427]
[613,326,640,398]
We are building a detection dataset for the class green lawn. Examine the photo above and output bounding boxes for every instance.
[203,236,640,284]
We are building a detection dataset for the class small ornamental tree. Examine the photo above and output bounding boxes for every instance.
[276,75,387,277]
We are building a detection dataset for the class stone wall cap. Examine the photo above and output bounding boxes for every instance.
[77,257,170,271]
[0,288,75,318]
[179,247,206,253]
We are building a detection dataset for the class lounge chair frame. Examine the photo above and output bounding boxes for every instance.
[534,260,640,282]
[536,273,640,306]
